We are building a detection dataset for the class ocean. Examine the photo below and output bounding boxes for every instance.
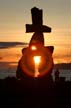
[0,67,71,81]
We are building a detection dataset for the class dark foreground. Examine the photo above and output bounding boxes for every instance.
[0,77,71,108]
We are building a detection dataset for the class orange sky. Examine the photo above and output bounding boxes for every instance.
[0,0,71,64]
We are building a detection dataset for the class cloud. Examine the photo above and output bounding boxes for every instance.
[0,42,28,49]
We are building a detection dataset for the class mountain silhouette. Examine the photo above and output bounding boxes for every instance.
[54,63,71,69]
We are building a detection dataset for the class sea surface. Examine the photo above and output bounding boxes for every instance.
[0,67,71,81]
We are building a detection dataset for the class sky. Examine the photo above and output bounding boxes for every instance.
[0,0,71,64]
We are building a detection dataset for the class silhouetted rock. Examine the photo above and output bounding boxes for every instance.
[16,7,54,88]
[0,74,71,107]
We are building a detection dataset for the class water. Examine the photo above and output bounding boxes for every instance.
[52,69,71,81]
[0,67,17,79]
[0,67,71,81]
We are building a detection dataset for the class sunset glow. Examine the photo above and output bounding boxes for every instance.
[31,46,37,50]
[34,56,41,65]
[34,56,41,77]
[0,0,71,71]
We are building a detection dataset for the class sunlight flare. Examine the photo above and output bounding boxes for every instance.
[31,46,37,50]
[33,56,41,77]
